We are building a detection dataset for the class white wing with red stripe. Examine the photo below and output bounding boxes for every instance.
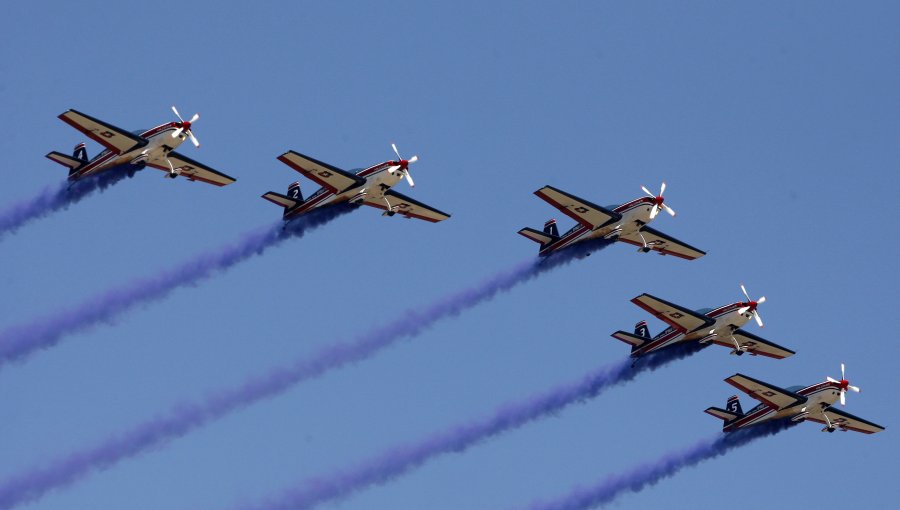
[58,109,145,154]
[148,151,236,186]
[534,186,621,230]
[361,189,450,223]
[277,151,366,194]
[618,226,706,260]
[808,407,885,434]
[631,293,714,334]
[725,373,806,410]
[711,329,795,359]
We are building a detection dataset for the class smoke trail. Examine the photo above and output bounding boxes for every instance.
[521,420,796,510]
[0,204,354,368]
[237,343,703,510]
[0,239,611,509]
[0,169,131,239]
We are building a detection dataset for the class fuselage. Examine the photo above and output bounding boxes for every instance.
[631,301,756,357]
[70,122,188,180]
[724,381,842,432]
[538,197,658,256]
[284,161,405,219]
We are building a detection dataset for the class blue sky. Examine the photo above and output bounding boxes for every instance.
[1,1,898,509]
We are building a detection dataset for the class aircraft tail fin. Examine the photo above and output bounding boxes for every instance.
[46,151,87,175]
[543,218,559,237]
[611,322,652,353]
[704,395,745,430]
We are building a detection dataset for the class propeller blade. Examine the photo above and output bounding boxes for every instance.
[649,204,659,219]
[188,131,200,148]
[840,390,846,406]
[408,155,418,164]
[757,296,766,304]
[737,306,750,315]
[663,203,676,217]
[659,181,666,196]
[841,363,845,380]
[641,185,654,197]
[826,376,839,383]
[171,127,185,139]
[849,385,861,393]
[189,113,199,123]
[386,165,401,175]
[404,169,415,187]
[171,105,184,122]
[391,143,401,160]
[740,284,751,302]
[753,311,764,328]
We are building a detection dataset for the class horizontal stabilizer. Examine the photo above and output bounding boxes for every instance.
[611,330,648,348]
[261,191,299,209]
[46,151,85,169]
[704,407,741,422]
[518,227,558,245]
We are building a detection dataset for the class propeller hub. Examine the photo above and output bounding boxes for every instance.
[839,379,849,391]
[655,195,664,205]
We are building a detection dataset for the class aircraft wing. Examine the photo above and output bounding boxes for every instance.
[710,329,795,359]
[631,293,715,334]
[278,150,366,194]
[618,226,706,260]
[534,186,621,230]
[361,189,451,223]
[58,109,146,155]
[725,373,807,410]
[808,407,885,434]
[147,152,236,186]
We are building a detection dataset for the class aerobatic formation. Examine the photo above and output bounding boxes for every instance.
[0,105,883,510]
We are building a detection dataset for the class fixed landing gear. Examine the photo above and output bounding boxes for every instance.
[382,210,396,217]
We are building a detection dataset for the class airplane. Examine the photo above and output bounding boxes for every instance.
[517,183,705,259]
[705,364,885,434]
[611,285,795,359]
[45,106,237,186]
[261,144,450,223]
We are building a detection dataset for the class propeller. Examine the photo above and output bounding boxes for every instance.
[641,182,676,219]
[826,363,861,406]
[389,143,418,187]
[736,284,766,328]
[171,105,200,148]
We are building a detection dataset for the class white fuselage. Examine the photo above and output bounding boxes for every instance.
[634,302,755,356]
[539,197,659,256]
[725,381,842,432]
[72,123,188,180]
[287,161,407,217]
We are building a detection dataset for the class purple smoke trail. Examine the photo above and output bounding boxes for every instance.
[0,242,609,508]
[0,204,354,368]
[0,240,611,509]
[521,419,797,510]
[0,169,131,239]
[237,343,704,510]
